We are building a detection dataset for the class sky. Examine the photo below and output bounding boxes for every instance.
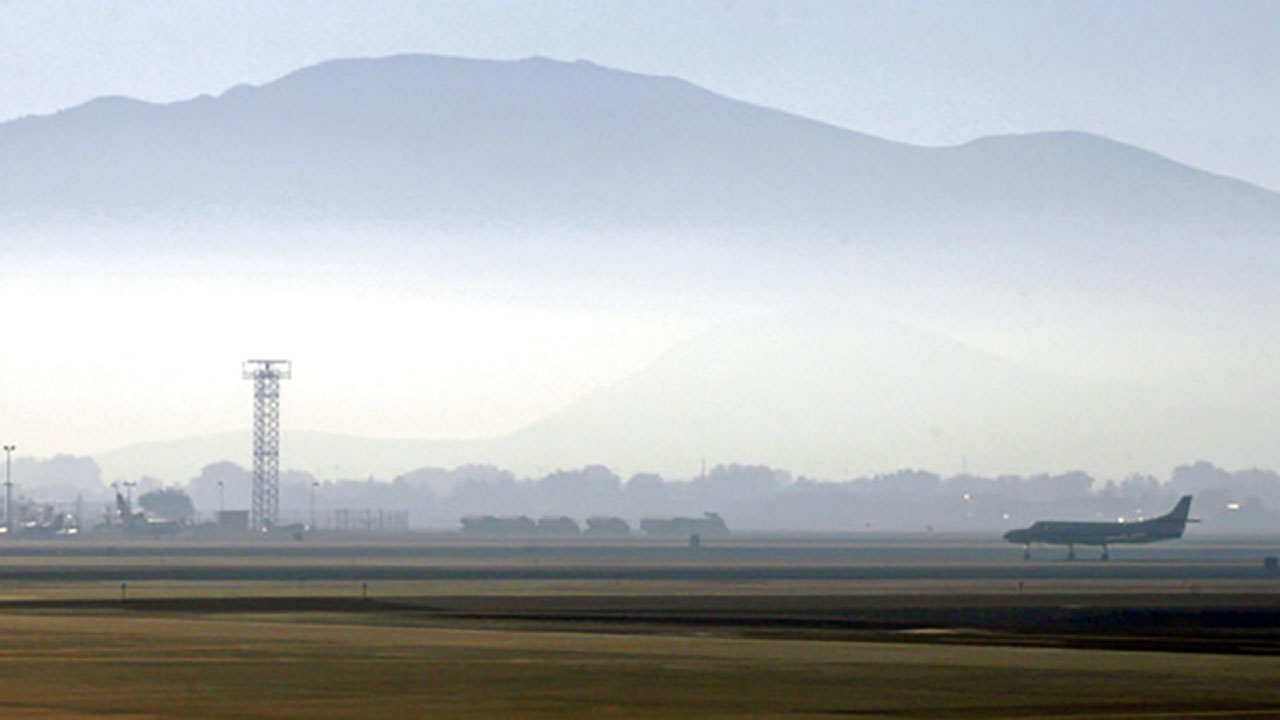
[0,1,1276,190]
[1,1,1278,481]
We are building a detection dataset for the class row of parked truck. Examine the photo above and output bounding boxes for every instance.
[460,512,729,538]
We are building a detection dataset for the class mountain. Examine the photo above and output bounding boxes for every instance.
[4,54,1279,247]
[5,52,1279,309]
[94,431,465,488]
[92,309,1279,484]
[7,54,1280,481]
[476,309,1278,479]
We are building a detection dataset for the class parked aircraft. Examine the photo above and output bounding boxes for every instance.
[1,512,78,539]
[1003,495,1194,560]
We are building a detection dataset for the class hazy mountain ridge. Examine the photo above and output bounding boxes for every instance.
[95,430,472,487]
[4,54,1279,244]
[91,309,1277,483]
[486,309,1274,479]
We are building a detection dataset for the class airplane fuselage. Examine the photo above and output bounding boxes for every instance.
[1003,518,1182,547]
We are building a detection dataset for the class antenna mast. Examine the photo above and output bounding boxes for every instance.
[243,359,291,530]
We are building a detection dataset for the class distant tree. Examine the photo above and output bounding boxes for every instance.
[624,473,671,515]
[534,465,621,516]
[1169,461,1231,494]
[12,455,107,502]
[698,464,790,499]
[137,487,195,522]
[187,461,251,514]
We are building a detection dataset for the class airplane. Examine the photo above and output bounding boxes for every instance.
[0,512,79,539]
[1003,495,1194,560]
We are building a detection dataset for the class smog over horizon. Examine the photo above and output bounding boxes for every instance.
[8,7,1280,717]
[3,1,1280,497]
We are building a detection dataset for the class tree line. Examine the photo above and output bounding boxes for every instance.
[9,455,1278,532]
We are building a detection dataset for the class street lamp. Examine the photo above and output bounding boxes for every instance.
[2,444,14,532]
[122,481,137,508]
[217,480,225,515]
[310,481,320,529]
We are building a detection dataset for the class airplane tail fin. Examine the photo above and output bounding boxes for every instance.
[1162,495,1193,526]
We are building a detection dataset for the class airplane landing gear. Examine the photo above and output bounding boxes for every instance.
[1067,544,1076,561]
[1101,545,1109,561]
[1023,545,1030,561]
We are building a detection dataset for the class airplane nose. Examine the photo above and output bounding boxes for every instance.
[1003,529,1024,543]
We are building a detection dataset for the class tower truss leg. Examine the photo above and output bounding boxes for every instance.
[243,360,291,530]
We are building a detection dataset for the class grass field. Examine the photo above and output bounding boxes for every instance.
[0,538,1277,718]
[2,609,1280,718]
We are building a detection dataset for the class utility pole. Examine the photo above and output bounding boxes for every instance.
[243,360,291,530]
[310,481,319,529]
[3,444,14,532]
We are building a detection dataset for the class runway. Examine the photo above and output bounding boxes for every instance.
[0,533,1274,582]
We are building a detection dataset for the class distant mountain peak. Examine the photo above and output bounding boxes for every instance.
[0,53,1276,242]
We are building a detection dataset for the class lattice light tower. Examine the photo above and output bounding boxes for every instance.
[243,359,291,530]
